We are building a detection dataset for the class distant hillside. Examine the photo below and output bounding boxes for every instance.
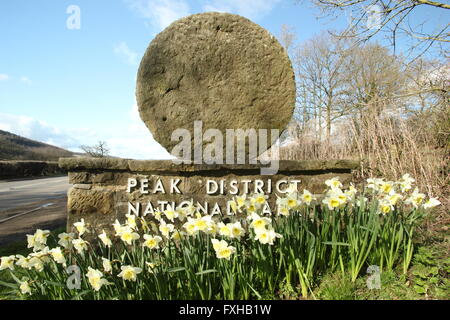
[0,130,76,161]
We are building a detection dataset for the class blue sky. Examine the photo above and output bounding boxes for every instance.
[0,0,447,159]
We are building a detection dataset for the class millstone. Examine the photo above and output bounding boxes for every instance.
[136,12,296,160]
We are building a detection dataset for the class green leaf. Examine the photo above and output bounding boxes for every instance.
[44,280,66,288]
[9,271,22,284]
[0,280,18,289]
[414,285,426,294]
[322,241,350,247]
[71,290,91,300]
[167,267,186,273]
[195,269,217,276]
[247,283,262,299]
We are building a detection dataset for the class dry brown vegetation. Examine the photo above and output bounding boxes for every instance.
[272,28,449,233]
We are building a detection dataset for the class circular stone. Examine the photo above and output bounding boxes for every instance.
[136,12,296,159]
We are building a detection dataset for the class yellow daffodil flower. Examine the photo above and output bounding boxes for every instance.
[118,265,142,281]
[143,234,163,249]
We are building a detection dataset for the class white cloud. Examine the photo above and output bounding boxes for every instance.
[126,0,191,30]
[202,0,281,20]
[20,76,32,85]
[114,42,139,65]
[0,109,173,160]
[0,74,9,81]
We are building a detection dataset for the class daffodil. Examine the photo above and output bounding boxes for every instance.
[378,200,393,215]
[252,193,268,208]
[74,219,89,236]
[29,246,50,261]
[86,267,110,291]
[171,230,184,241]
[423,197,441,209]
[183,218,198,236]
[125,213,138,230]
[325,177,343,190]
[139,217,150,233]
[192,215,216,235]
[323,196,341,210]
[235,195,247,208]
[143,234,163,249]
[286,194,300,209]
[102,257,112,273]
[159,220,174,239]
[57,232,75,249]
[180,200,197,217]
[211,239,236,260]
[15,255,33,270]
[153,210,162,221]
[367,178,383,192]
[98,230,112,247]
[276,196,288,207]
[49,247,66,266]
[245,201,258,214]
[0,255,15,270]
[27,229,50,252]
[118,265,142,281]
[28,257,45,272]
[301,189,315,205]
[405,188,426,208]
[386,192,402,206]
[119,226,140,245]
[218,222,232,237]
[163,206,179,222]
[19,280,32,295]
[277,205,290,216]
[145,262,158,273]
[203,219,218,235]
[230,221,245,239]
[72,238,88,255]
[113,219,126,236]
[254,228,282,245]
[29,247,50,272]
[398,173,415,193]
[249,213,272,230]
[379,181,394,194]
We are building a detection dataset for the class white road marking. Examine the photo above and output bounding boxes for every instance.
[0,203,55,224]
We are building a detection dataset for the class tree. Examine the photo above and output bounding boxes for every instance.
[341,43,407,116]
[302,0,450,61]
[278,24,297,54]
[80,141,110,158]
[293,32,350,142]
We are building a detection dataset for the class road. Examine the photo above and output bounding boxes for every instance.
[0,176,70,245]
[0,176,70,211]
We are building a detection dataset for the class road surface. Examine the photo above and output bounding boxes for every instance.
[0,176,70,245]
[0,176,70,211]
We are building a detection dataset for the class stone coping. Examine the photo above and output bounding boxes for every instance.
[59,158,359,174]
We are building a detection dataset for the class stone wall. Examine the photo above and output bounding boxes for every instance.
[60,158,359,237]
[0,160,66,179]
